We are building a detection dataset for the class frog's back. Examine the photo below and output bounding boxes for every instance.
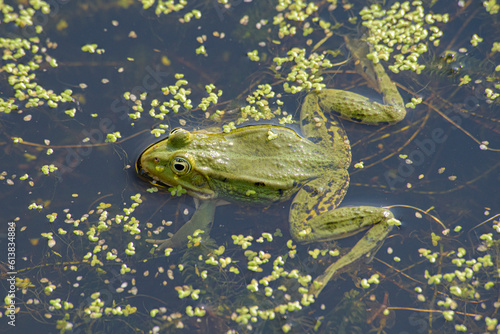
[191,125,335,204]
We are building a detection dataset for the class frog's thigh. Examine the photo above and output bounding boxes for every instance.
[289,172,349,242]
[300,92,350,157]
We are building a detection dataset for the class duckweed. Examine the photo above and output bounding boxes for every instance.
[360,2,448,74]
[4,1,499,333]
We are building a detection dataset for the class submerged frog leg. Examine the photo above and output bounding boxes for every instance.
[146,199,217,250]
[346,35,406,117]
[303,37,406,127]
[307,208,394,297]
[289,206,394,297]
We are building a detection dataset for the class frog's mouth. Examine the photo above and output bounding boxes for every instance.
[135,155,169,187]
[135,153,165,187]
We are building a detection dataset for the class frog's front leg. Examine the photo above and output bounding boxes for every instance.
[146,199,217,251]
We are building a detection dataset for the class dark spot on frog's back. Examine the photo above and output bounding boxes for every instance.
[254,182,265,187]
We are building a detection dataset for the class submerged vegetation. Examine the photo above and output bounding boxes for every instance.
[1,0,499,333]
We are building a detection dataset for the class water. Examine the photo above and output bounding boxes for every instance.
[1,1,499,333]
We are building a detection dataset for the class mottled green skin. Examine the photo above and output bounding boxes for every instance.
[138,125,342,205]
[138,39,406,296]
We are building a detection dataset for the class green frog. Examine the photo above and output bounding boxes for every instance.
[137,38,405,297]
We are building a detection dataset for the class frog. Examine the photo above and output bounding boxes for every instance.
[136,37,405,297]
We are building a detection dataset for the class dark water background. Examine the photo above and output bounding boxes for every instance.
[1,1,499,333]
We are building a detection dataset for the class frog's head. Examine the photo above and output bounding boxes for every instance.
[136,128,215,200]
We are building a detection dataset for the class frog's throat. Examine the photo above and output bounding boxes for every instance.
[185,187,216,200]
[154,176,216,200]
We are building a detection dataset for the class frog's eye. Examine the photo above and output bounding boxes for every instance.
[170,157,191,175]
[170,128,183,136]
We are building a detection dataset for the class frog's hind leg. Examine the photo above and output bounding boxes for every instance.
[289,205,394,297]
[345,35,406,121]
[288,168,350,242]
[300,92,351,169]
[308,212,393,297]
[306,38,406,126]
[315,88,405,125]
